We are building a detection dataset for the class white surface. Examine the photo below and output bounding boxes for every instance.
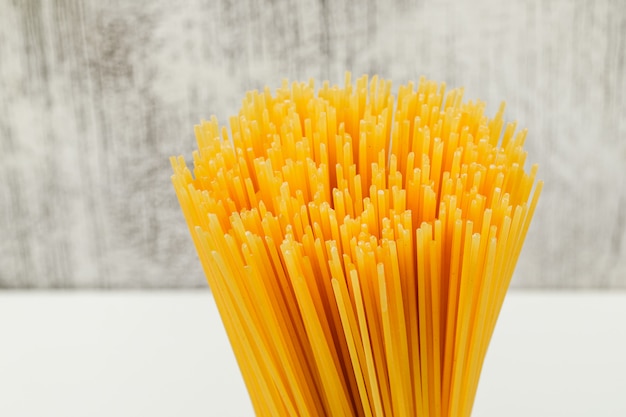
[1,291,625,416]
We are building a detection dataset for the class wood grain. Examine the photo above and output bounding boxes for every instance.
[1,0,624,288]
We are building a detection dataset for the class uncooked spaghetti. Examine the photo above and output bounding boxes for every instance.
[171,73,542,417]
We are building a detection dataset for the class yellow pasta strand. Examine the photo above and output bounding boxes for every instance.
[171,73,542,417]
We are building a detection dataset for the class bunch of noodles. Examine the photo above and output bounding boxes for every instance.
[171,73,542,417]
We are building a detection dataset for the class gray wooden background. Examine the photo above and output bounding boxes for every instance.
[1,0,624,289]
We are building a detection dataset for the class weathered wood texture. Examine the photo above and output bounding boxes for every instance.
[1,0,624,288]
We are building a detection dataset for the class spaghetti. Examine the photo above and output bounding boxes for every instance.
[171,73,542,417]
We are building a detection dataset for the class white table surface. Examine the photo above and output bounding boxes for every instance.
[1,291,625,417]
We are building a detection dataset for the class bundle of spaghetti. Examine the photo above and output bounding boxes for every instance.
[171,73,542,417]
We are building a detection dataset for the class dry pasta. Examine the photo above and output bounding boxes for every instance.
[171,73,542,417]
